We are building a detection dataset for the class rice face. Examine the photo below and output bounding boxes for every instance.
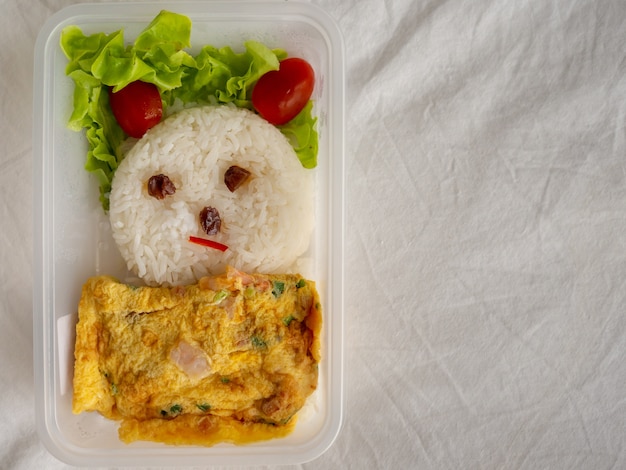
[109,105,314,286]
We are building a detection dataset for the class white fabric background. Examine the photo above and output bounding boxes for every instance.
[2,0,625,468]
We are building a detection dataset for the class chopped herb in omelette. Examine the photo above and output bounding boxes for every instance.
[271,280,285,298]
[196,403,211,412]
[211,289,229,304]
[251,336,267,349]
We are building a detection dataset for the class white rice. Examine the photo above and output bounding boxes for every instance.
[109,105,314,286]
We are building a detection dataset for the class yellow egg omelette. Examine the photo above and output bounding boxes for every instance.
[72,266,322,446]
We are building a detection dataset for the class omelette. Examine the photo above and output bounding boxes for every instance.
[72,266,322,446]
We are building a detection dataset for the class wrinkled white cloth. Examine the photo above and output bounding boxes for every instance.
[2,0,625,468]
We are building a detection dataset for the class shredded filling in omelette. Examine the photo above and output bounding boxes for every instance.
[72,266,322,446]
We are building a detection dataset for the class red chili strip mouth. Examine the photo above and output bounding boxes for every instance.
[188,236,228,252]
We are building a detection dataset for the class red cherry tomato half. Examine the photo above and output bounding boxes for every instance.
[108,81,163,138]
[251,57,315,125]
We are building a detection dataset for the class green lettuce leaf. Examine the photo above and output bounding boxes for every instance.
[60,10,318,211]
[134,10,192,52]
[60,26,120,75]
[65,69,126,210]
[169,41,286,107]
[279,101,319,169]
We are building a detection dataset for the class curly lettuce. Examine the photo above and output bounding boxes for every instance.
[279,101,318,169]
[60,10,318,211]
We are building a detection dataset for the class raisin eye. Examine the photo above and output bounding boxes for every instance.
[147,174,176,199]
[199,206,221,235]
[224,165,251,192]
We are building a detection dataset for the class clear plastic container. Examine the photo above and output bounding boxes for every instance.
[32,2,344,466]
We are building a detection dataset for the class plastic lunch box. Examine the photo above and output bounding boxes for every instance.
[32,2,344,466]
